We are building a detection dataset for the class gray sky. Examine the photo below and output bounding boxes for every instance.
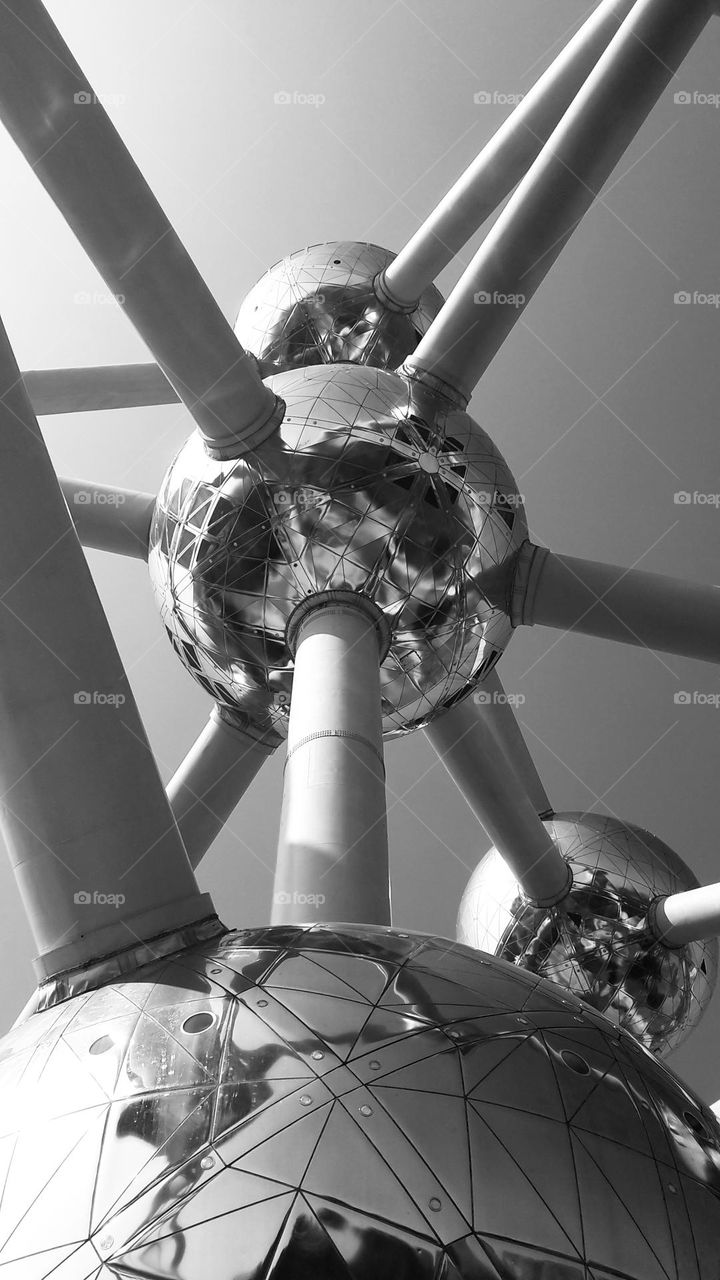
[0,0,718,1100]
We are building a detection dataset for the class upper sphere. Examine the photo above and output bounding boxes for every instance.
[457,812,718,1057]
[149,363,526,738]
[234,241,444,377]
[2,924,719,1278]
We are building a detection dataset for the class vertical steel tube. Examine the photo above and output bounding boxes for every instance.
[380,0,636,308]
[168,707,279,869]
[518,546,720,664]
[426,696,570,906]
[0,315,214,980]
[405,0,713,402]
[274,599,390,926]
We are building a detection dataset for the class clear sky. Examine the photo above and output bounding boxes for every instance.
[0,0,718,1100]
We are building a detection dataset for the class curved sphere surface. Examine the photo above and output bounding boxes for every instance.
[149,364,526,737]
[457,813,718,1057]
[2,924,720,1278]
[234,241,444,377]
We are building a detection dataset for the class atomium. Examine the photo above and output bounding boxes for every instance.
[234,241,444,378]
[457,813,719,1057]
[149,363,526,737]
[2,925,720,1279]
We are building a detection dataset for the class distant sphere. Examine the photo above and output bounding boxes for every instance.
[234,241,444,377]
[149,363,526,737]
[457,812,718,1057]
[1,924,719,1277]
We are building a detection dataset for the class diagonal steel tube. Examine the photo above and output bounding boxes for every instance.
[650,884,720,947]
[0,0,281,455]
[168,707,280,869]
[23,364,180,416]
[405,0,713,403]
[60,478,156,560]
[0,313,217,981]
[426,692,570,906]
[467,670,552,816]
[380,0,636,309]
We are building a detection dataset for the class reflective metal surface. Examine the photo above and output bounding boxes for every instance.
[458,812,718,1057]
[234,241,444,377]
[1,924,719,1278]
[149,364,526,737]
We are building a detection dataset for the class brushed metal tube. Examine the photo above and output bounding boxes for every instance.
[23,364,179,416]
[405,0,713,401]
[381,0,636,308]
[0,313,215,979]
[651,885,720,947]
[0,0,280,455]
[426,696,570,906]
[274,601,391,926]
[168,707,279,869]
[60,478,156,561]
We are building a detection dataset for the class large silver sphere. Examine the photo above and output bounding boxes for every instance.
[234,241,444,377]
[1,924,719,1277]
[457,813,718,1057]
[150,364,526,737]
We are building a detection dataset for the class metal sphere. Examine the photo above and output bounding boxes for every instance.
[149,363,526,738]
[234,241,444,377]
[457,812,718,1057]
[2,924,720,1278]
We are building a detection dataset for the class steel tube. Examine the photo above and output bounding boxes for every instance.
[0,313,214,980]
[472,670,552,816]
[519,546,720,665]
[0,0,280,455]
[274,601,391,926]
[406,0,713,402]
[426,695,570,906]
[23,364,179,416]
[168,707,279,869]
[651,885,720,947]
[60,478,156,560]
[381,0,636,308]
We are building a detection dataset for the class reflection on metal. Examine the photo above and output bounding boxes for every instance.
[149,364,526,738]
[1,924,719,1278]
[458,813,718,1057]
[235,241,444,378]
